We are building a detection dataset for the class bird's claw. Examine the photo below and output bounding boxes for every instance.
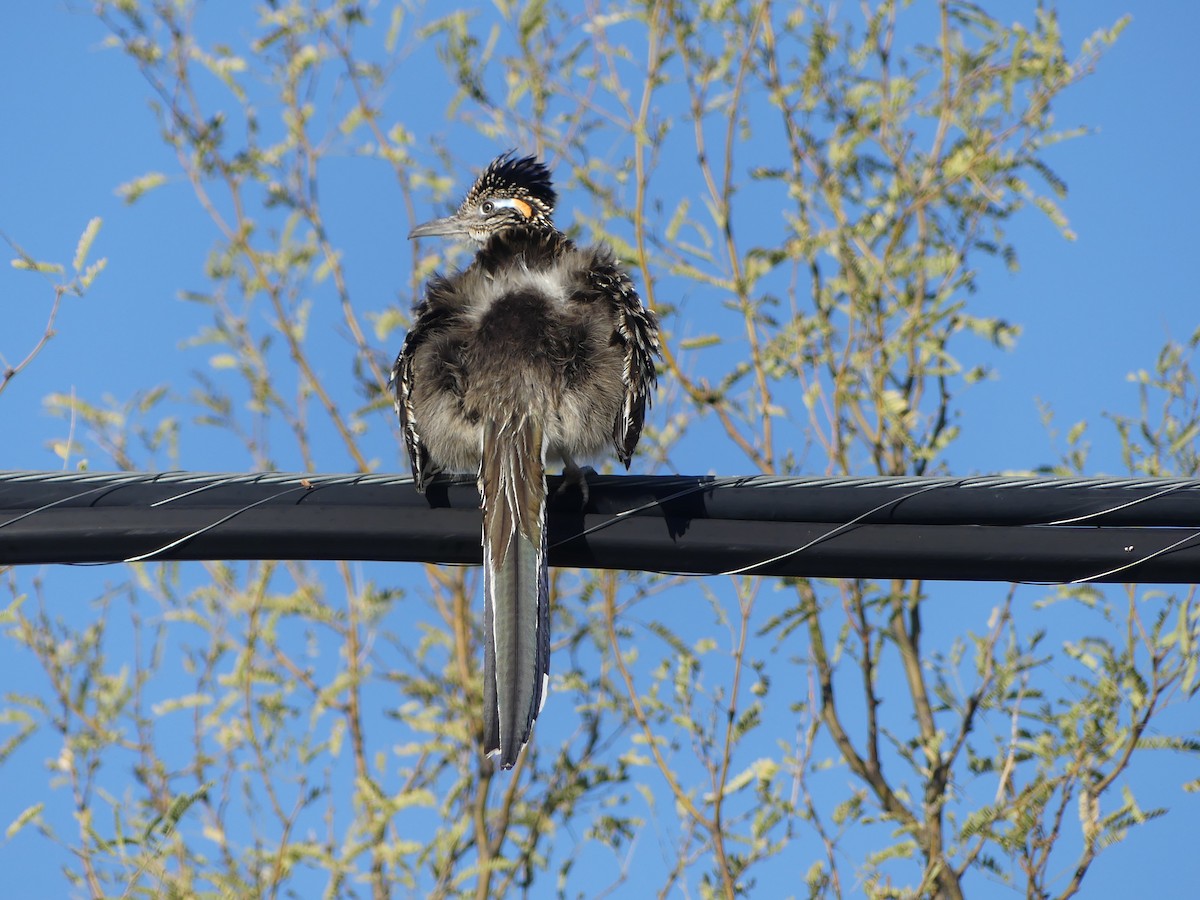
[557,460,594,506]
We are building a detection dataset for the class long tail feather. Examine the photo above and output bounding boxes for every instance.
[480,417,551,768]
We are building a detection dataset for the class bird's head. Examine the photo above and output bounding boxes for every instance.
[408,152,557,244]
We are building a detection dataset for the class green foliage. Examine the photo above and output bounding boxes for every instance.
[1,219,106,402]
[6,2,1197,900]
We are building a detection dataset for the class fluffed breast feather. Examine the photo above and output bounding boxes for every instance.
[393,227,660,489]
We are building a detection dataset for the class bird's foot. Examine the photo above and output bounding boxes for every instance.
[557,458,594,506]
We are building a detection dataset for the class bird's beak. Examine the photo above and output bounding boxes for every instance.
[408,215,469,239]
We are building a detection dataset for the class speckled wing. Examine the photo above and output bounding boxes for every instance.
[587,248,660,466]
[391,306,435,493]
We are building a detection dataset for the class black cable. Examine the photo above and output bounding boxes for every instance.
[2,470,1200,583]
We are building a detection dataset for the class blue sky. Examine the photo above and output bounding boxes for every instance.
[2,2,1199,897]
[3,3,1198,477]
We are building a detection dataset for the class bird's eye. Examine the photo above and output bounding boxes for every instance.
[481,201,495,214]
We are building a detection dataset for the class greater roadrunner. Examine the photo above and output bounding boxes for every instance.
[392,153,660,768]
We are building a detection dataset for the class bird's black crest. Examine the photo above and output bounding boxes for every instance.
[469,152,557,214]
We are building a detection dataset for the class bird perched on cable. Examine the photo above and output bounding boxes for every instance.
[391,152,660,769]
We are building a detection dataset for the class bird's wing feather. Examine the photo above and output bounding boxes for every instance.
[393,277,467,492]
[391,332,432,491]
[585,249,660,466]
